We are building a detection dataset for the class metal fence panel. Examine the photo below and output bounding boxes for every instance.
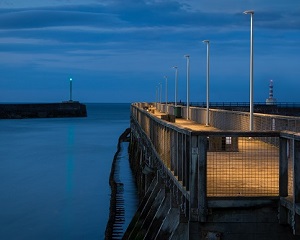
[207,137,279,197]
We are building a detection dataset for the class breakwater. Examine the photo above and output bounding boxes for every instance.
[0,101,87,119]
[105,128,132,240]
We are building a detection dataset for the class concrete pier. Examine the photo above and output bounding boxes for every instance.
[123,102,300,239]
[0,101,87,119]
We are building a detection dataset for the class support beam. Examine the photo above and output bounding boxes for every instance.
[279,137,288,197]
[189,135,207,222]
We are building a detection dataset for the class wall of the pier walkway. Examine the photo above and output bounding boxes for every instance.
[156,103,300,132]
[126,103,300,239]
[123,118,189,239]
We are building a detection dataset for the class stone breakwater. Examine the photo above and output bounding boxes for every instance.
[0,102,87,119]
[105,128,131,240]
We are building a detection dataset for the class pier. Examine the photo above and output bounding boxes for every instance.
[0,102,87,119]
[123,102,300,239]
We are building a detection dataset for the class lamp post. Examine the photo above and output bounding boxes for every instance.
[244,10,254,131]
[173,66,178,106]
[158,82,162,112]
[155,86,159,106]
[184,55,190,120]
[203,40,210,126]
[69,77,73,101]
[164,76,168,113]
[164,76,168,105]
[159,82,162,104]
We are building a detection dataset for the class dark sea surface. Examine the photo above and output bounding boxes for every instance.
[0,103,138,240]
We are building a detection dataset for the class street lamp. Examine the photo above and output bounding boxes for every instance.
[159,82,162,104]
[155,86,159,106]
[184,55,190,120]
[164,76,168,113]
[244,10,254,131]
[203,40,210,126]
[172,66,178,106]
[164,76,168,105]
[69,77,73,101]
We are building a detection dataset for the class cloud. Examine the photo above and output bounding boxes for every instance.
[0,8,124,30]
[0,0,299,102]
[0,37,58,45]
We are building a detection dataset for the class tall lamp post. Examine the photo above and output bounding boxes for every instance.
[184,55,190,120]
[244,10,254,131]
[158,82,162,112]
[159,82,162,104]
[69,77,73,101]
[164,76,168,113]
[155,86,159,107]
[173,66,178,106]
[164,76,168,105]
[202,40,210,126]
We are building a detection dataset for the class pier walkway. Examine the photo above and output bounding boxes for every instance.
[151,109,280,198]
[124,102,300,239]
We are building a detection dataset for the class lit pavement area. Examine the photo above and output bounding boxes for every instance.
[149,107,280,197]
[151,109,218,131]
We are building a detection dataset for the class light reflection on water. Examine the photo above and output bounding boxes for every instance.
[0,103,137,240]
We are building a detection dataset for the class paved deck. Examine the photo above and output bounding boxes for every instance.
[150,108,281,197]
[152,109,218,131]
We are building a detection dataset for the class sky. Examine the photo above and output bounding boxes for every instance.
[0,0,299,103]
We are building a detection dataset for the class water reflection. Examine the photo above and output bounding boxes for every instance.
[64,126,75,238]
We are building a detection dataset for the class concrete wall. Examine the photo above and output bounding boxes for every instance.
[0,102,87,119]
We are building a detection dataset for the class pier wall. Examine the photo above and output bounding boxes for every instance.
[0,102,87,119]
[123,103,300,239]
[157,103,300,132]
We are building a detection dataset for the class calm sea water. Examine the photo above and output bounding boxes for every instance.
[0,103,138,240]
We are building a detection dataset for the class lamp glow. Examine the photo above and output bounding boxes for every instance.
[69,77,73,101]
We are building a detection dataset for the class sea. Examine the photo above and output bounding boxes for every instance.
[0,103,138,240]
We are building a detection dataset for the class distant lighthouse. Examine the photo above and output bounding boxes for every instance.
[266,80,277,105]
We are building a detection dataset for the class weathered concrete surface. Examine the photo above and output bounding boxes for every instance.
[193,205,299,240]
[0,102,87,119]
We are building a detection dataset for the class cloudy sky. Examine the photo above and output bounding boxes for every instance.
[0,0,299,103]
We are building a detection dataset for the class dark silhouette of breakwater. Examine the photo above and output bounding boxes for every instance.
[0,102,87,119]
[105,128,131,240]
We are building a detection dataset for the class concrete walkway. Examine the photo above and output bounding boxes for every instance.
[150,107,280,197]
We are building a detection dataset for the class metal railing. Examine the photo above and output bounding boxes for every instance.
[156,103,300,132]
[160,102,300,108]
[131,103,300,231]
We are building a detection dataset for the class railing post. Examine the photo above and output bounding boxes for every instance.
[279,136,289,224]
[280,137,288,197]
[190,135,199,222]
[170,130,177,174]
[189,135,207,222]
[293,138,300,235]
[184,134,190,190]
[198,136,207,222]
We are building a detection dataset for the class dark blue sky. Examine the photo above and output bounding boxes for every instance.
[0,0,299,103]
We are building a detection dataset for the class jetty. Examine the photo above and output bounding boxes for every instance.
[0,101,87,119]
[121,102,300,240]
